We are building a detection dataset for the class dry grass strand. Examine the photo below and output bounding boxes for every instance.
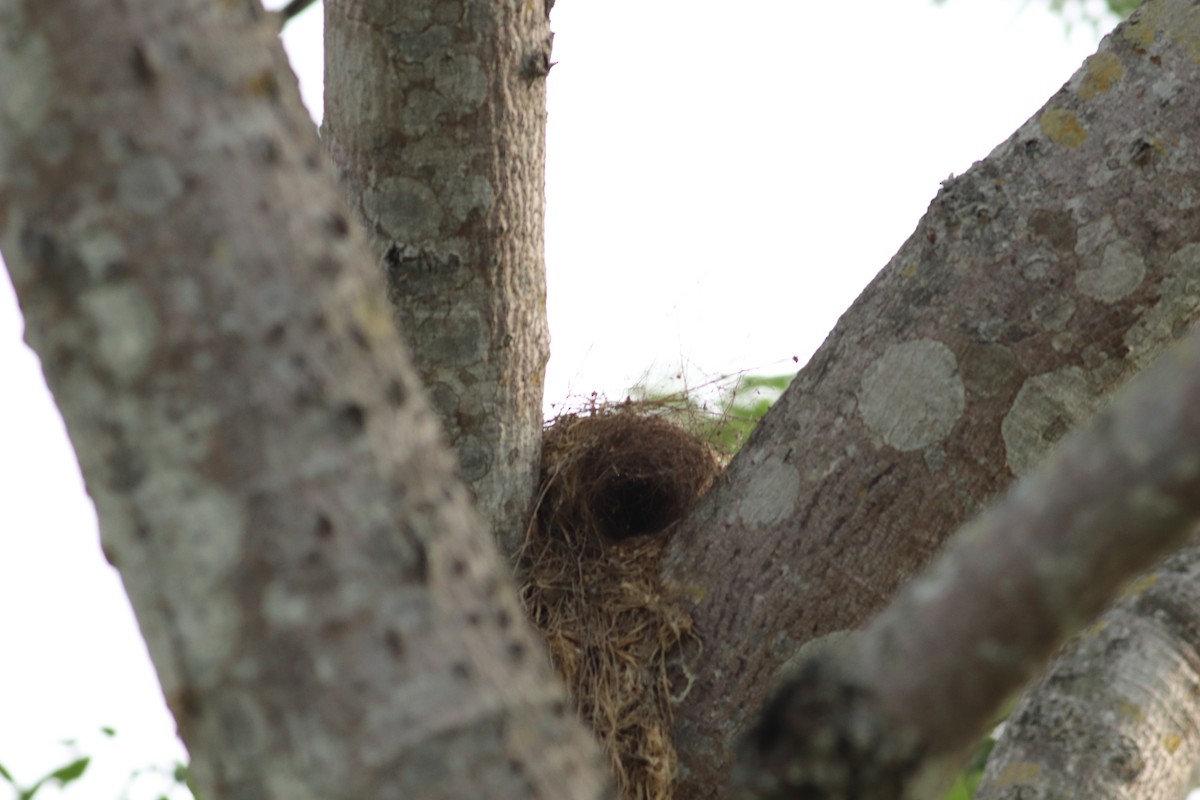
[517,404,721,800]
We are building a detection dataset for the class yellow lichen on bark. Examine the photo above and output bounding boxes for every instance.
[995,761,1042,786]
[1123,2,1200,62]
[1039,108,1086,148]
[1078,52,1125,100]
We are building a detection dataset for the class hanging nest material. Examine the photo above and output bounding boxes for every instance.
[517,405,722,800]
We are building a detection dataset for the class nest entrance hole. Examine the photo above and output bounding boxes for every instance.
[538,409,721,547]
[593,475,676,540]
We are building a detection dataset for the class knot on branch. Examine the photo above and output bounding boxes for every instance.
[733,653,922,800]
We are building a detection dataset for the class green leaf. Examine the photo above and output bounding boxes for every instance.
[1106,0,1142,17]
[49,756,90,786]
[18,776,44,800]
[0,762,14,784]
[100,726,117,737]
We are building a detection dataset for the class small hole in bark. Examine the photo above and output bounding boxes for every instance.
[325,212,350,238]
[347,323,370,352]
[130,45,156,85]
[387,379,407,408]
[314,514,334,540]
[335,403,366,436]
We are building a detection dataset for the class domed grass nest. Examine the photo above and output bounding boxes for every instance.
[517,406,722,800]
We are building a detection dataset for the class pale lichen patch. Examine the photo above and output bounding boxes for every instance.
[369,176,443,240]
[1030,294,1076,333]
[1076,239,1146,303]
[1074,214,1117,257]
[263,580,310,627]
[117,155,183,216]
[1021,257,1052,282]
[76,228,128,281]
[445,175,494,224]
[1002,367,1105,475]
[455,432,493,483]
[1124,242,1200,370]
[136,473,247,686]
[399,88,451,138]
[264,770,321,800]
[416,306,488,365]
[736,458,800,527]
[433,53,488,110]
[80,284,158,381]
[858,340,965,452]
[0,27,51,136]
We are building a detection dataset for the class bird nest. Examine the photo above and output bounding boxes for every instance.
[517,405,722,800]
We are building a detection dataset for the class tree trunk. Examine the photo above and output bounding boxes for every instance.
[0,2,608,799]
[322,0,553,553]
[664,1,1200,793]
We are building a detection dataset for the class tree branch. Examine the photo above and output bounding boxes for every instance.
[0,1,608,798]
[665,1,1200,790]
[974,542,1200,800]
[277,0,317,26]
[734,318,1200,799]
[322,0,554,553]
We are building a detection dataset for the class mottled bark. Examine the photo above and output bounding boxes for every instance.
[974,544,1200,800]
[731,319,1200,799]
[0,2,608,799]
[322,0,552,553]
[665,1,1200,793]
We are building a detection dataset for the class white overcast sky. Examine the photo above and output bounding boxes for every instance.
[0,2,1113,798]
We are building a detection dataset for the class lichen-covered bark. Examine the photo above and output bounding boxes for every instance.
[664,1,1200,793]
[322,0,552,553]
[974,545,1200,800]
[732,321,1200,799]
[0,2,608,799]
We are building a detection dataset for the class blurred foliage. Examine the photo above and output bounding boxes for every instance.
[934,0,1140,25]
[1106,0,1143,17]
[0,729,195,800]
[942,735,997,800]
[1048,0,1141,22]
[629,372,796,457]
[0,756,90,800]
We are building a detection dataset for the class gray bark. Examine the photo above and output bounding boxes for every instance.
[7,0,1200,798]
[665,1,1200,793]
[729,316,1200,799]
[322,0,552,553]
[0,2,608,799]
[973,544,1200,800]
